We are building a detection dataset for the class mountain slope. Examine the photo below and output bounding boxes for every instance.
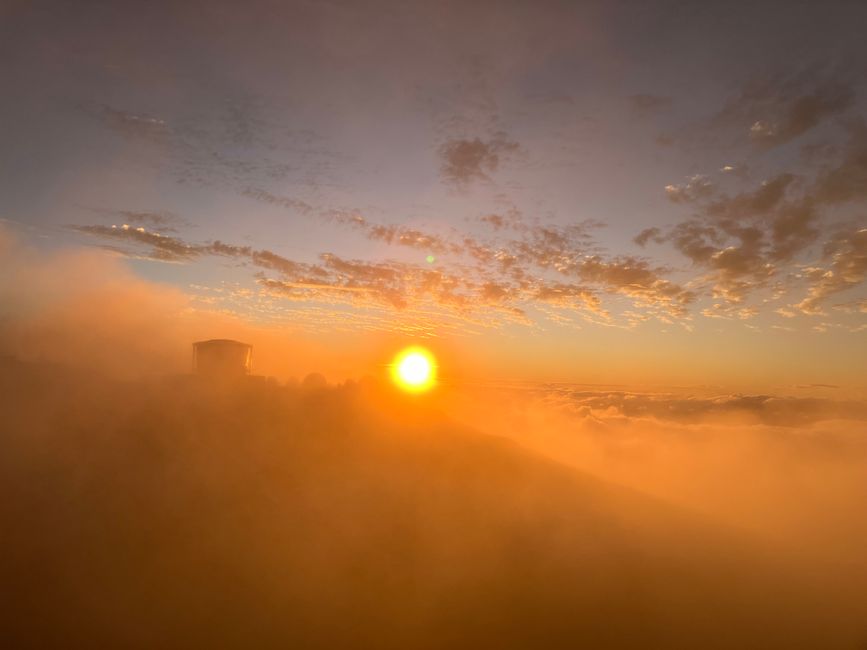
[1,360,864,648]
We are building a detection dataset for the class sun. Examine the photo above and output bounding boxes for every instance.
[391,346,436,392]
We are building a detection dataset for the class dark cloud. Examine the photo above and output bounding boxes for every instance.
[540,389,867,428]
[438,134,520,187]
[768,200,819,261]
[634,227,663,247]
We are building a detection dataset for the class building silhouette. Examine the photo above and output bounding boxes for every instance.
[192,339,252,378]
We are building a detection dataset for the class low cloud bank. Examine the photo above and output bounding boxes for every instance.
[448,384,867,565]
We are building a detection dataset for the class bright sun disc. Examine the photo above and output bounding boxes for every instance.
[392,347,436,392]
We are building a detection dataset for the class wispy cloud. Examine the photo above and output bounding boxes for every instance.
[70,224,201,262]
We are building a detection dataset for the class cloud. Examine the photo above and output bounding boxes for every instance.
[70,224,201,262]
[662,220,772,304]
[664,175,714,204]
[534,389,867,428]
[633,227,663,247]
[628,93,672,116]
[767,200,820,261]
[715,73,855,148]
[75,100,867,335]
[747,83,854,148]
[438,134,519,186]
[833,298,867,314]
[92,104,170,141]
[811,118,867,205]
[478,209,523,231]
[661,91,859,314]
[114,210,188,232]
[69,222,470,315]
[319,254,408,307]
[364,224,461,256]
[571,256,696,317]
[73,147,859,330]
[720,164,749,179]
[0,228,196,376]
[450,382,867,583]
[85,101,335,191]
[241,187,317,216]
[81,208,191,233]
[701,304,759,320]
[532,282,600,311]
[71,213,704,328]
[706,173,794,220]
[242,188,464,258]
[796,227,867,314]
[653,125,867,309]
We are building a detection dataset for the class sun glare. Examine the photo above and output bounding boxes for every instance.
[392,346,436,392]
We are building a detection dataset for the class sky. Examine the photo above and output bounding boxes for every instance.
[2,0,866,392]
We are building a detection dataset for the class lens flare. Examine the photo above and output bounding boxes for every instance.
[391,346,436,392]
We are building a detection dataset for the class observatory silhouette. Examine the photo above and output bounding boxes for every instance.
[192,339,252,378]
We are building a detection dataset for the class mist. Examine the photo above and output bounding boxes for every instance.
[2,231,867,649]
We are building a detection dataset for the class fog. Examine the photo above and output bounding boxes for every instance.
[445,385,867,565]
[2,232,867,648]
